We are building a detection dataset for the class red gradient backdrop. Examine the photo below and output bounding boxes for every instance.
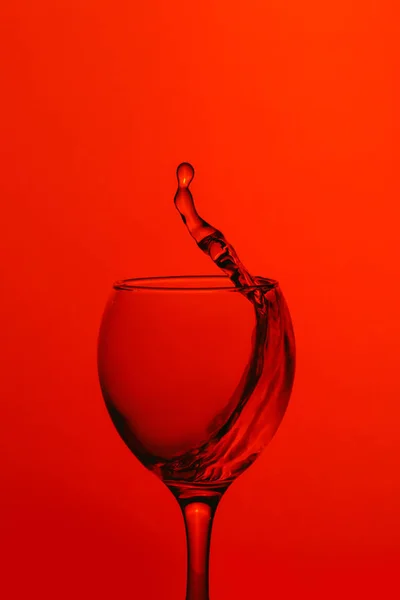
[1,1,399,599]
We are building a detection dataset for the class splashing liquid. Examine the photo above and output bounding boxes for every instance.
[174,162,255,289]
[149,163,295,500]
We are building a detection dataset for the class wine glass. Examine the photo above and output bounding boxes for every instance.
[97,275,295,600]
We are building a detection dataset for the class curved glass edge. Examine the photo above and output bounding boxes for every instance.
[113,275,279,293]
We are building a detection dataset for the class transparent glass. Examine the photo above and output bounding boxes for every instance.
[98,275,295,600]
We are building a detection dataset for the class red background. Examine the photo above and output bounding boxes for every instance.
[1,1,399,598]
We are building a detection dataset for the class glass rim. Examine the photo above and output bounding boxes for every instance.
[113,275,278,292]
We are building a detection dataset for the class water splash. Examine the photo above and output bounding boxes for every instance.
[147,163,296,490]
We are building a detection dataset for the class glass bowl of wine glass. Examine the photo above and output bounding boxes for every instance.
[98,274,295,600]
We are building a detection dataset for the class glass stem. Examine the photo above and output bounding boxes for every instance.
[180,500,218,600]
